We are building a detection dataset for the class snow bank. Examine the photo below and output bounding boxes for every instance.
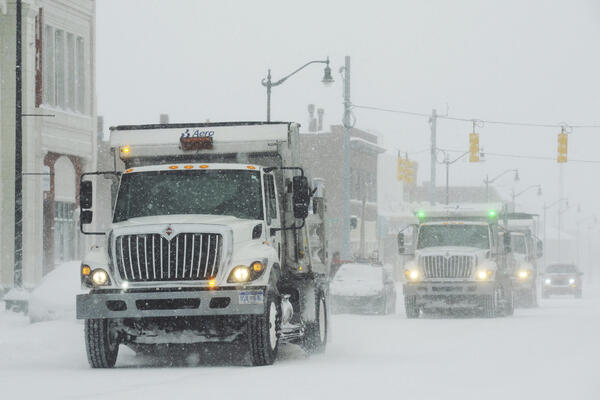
[28,260,85,323]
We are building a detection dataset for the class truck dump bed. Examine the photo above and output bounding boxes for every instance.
[110,122,299,168]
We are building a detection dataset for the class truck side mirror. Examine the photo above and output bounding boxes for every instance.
[292,176,310,219]
[398,232,405,254]
[503,233,511,252]
[81,210,93,224]
[80,181,93,209]
[536,241,544,258]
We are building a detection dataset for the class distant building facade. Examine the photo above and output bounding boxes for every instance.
[0,0,97,293]
[300,125,384,260]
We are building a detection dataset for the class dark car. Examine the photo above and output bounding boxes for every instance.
[542,263,583,298]
[330,263,397,315]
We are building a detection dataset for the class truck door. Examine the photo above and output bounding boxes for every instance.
[264,173,282,260]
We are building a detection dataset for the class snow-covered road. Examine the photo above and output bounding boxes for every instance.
[1,291,599,400]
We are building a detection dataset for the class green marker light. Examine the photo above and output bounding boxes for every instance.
[417,210,426,219]
[488,209,497,218]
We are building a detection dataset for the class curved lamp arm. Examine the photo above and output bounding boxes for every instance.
[262,58,331,88]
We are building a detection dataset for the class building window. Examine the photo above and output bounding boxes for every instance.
[76,36,85,113]
[42,25,86,113]
[42,25,55,106]
[66,33,75,110]
[54,29,65,108]
[54,201,75,264]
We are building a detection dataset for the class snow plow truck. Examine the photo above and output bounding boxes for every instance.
[76,122,329,367]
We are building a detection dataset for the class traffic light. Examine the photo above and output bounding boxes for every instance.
[405,160,416,183]
[397,156,416,183]
[557,132,568,163]
[397,157,406,181]
[469,133,480,162]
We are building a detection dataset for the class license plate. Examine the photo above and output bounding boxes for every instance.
[239,290,264,305]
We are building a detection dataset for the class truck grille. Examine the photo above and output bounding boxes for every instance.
[420,255,474,279]
[114,233,222,282]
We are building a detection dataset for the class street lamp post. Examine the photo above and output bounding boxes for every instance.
[441,151,468,205]
[261,58,333,122]
[340,56,352,261]
[511,184,542,212]
[484,169,519,202]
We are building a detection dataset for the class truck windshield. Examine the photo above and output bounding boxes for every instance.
[511,234,527,254]
[113,170,263,222]
[417,224,489,249]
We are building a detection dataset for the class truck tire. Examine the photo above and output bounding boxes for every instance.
[248,294,280,366]
[525,287,538,308]
[389,294,397,315]
[302,293,328,354]
[502,288,514,317]
[85,319,119,368]
[404,295,419,319]
[482,295,497,318]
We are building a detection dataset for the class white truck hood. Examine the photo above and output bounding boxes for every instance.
[416,246,488,257]
[111,214,261,244]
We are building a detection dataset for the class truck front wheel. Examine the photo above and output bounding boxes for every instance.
[85,319,119,368]
[404,295,419,319]
[248,294,280,366]
[482,294,497,318]
[302,293,328,354]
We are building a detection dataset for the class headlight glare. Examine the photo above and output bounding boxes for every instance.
[475,269,493,281]
[91,269,109,286]
[544,278,552,285]
[227,260,267,283]
[232,266,250,282]
[569,278,575,284]
[404,269,420,282]
[517,270,530,279]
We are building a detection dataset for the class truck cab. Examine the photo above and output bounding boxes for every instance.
[508,227,541,307]
[76,122,329,367]
[400,207,515,318]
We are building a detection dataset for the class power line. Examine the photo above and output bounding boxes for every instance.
[352,104,600,130]
[439,148,600,164]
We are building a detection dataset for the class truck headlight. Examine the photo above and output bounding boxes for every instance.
[404,269,420,282]
[231,266,250,282]
[544,278,552,285]
[517,270,530,279]
[475,269,493,281]
[569,278,575,284]
[91,269,109,286]
[228,261,266,283]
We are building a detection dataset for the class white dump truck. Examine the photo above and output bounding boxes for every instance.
[399,206,515,318]
[76,122,329,367]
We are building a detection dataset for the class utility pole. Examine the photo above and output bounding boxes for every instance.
[14,0,23,289]
[341,56,352,261]
[543,203,547,269]
[442,151,468,205]
[445,153,449,205]
[429,109,437,205]
[558,164,564,262]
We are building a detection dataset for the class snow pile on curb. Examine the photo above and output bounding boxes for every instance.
[28,260,85,323]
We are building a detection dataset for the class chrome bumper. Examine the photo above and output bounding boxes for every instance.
[76,287,266,319]
[403,281,494,308]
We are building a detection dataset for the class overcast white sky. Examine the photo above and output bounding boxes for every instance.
[96,0,600,235]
